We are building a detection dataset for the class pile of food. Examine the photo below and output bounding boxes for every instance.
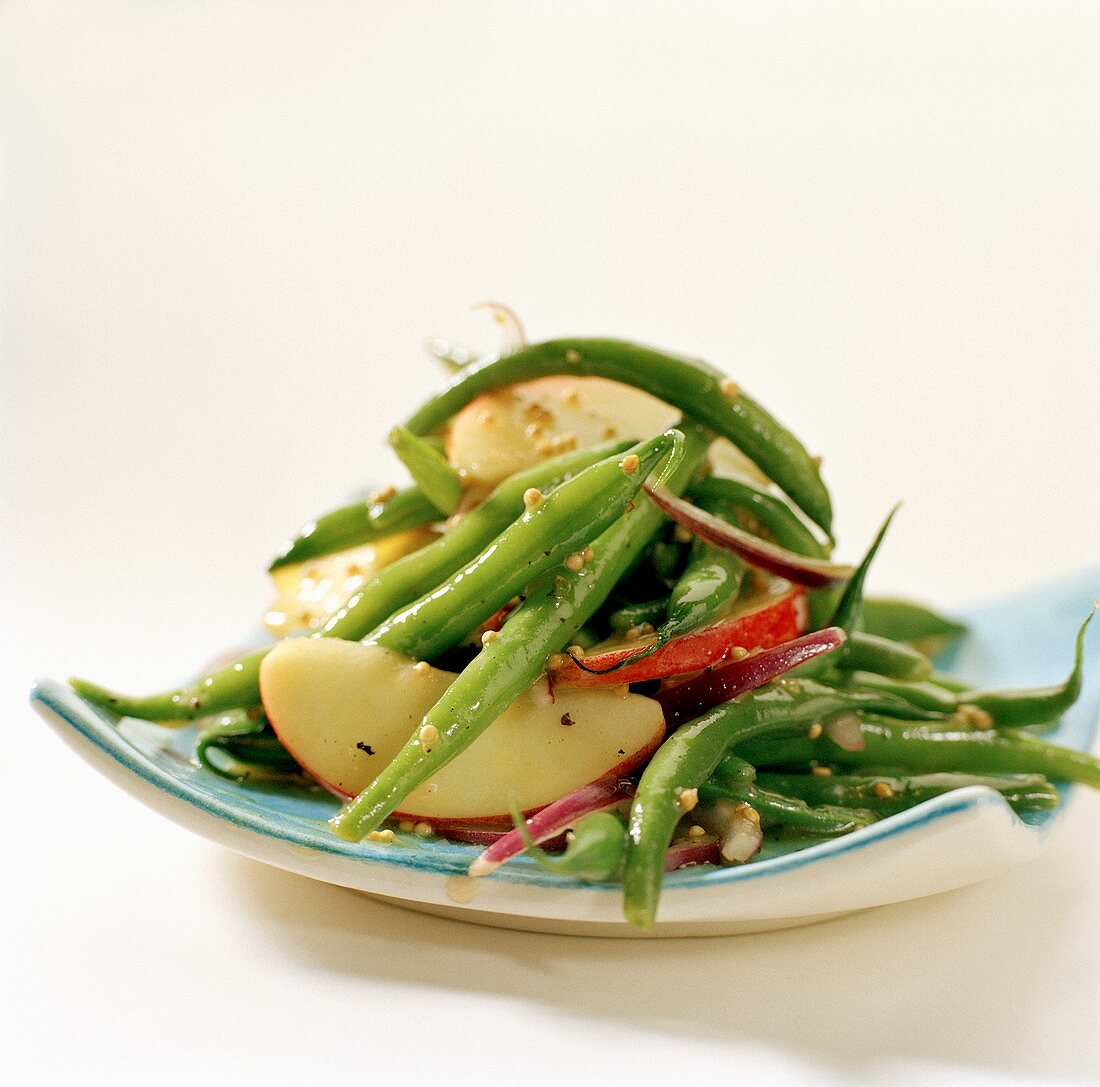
[73,331,1097,928]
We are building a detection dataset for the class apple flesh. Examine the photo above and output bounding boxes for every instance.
[264,526,438,638]
[259,638,665,823]
[549,582,808,688]
[445,375,769,502]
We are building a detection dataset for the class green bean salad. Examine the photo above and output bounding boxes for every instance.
[73,334,1097,928]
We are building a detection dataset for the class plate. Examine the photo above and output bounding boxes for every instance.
[31,568,1100,937]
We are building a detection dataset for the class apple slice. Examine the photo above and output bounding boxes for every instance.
[259,639,665,823]
[549,582,809,688]
[264,526,438,638]
[445,375,770,503]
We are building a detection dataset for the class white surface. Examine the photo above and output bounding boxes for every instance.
[2,2,1098,1084]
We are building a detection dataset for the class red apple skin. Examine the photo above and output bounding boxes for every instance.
[550,585,808,688]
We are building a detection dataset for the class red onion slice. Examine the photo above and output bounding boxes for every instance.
[656,627,846,726]
[434,824,509,847]
[665,835,721,871]
[439,824,567,851]
[644,486,853,589]
[468,777,631,877]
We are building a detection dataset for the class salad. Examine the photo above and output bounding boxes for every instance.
[72,324,1097,929]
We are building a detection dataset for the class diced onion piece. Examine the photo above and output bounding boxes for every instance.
[697,800,764,864]
[824,711,866,751]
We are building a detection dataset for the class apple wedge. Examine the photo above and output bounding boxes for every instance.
[549,582,808,688]
[264,526,438,638]
[445,375,769,502]
[259,638,665,823]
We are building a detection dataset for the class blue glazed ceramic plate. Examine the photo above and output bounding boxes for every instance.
[32,568,1100,937]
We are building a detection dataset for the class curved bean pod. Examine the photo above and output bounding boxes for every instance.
[623,693,782,929]
[402,338,833,535]
[511,807,627,882]
[620,671,934,928]
[960,609,1094,727]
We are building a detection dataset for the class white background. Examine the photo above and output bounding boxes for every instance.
[2,3,1099,1084]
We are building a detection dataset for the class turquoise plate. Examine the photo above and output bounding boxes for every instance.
[31,568,1100,937]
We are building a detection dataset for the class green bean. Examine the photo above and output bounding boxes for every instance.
[959,609,1095,727]
[195,710,266,781]
[688,476,828,559]
[796,506,899,673]
[650,540,686,583]
[624,700,754,927]
[861,597,967,649]
[573,495,745,677]
[621,676,944,928]
[331,424,713,842]
[623,692,786,929]
[388,425,463,516]
[930,672,971,693]
[403,338,833,535]
[665,499,746,630]
[713,753,756,782]
[737,716,1100,788]
[699,781,877,834]
[195,711,298,781]
[831,507,898,636]
[842,672,959,714]
[572,626,602,651]
[863,610,1094,725]
[269,485,440,571]
[608,598,667,634]
[71,441,631,721]
[688,474,835,626]
[362,430,682,662]
[841,632,933,681]
[796,506,915,673]
[511,804,626,882]
[755,772,1060,817]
